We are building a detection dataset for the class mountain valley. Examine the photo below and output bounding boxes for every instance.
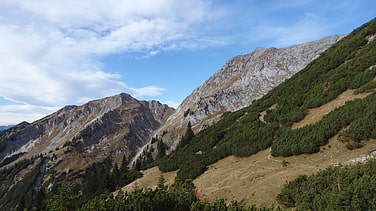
[0,18,375,210]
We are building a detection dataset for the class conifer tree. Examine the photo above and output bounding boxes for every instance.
[157,174,167,191]
[184,121,194,141]
[179,121,194,148]
[111,163,121,188]
[120,155,129,173]
[157,139,166,159]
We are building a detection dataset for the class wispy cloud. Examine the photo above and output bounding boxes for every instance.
[0,0,217,110]
[0,112,47,125]
[1,0,373,124]
[130,86,166,99]
[0,104,58,125]
[161,101,180,109]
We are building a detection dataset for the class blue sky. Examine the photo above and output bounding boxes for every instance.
[0,0,375,125]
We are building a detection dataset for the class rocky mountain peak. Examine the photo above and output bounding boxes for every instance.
[0,93,174,175]
[160,35,345,147]
[142,100,175,124]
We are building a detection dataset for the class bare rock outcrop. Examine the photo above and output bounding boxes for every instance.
[160,35,344,148]
[0,93,174,172]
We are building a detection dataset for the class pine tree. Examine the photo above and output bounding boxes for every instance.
[179,122,194,148]
[120,155,129,173]
[46,182,80,211]
[184,121,194,141]
[111,163,121,190]
[133,158,142,171]
[144,150,154,164]
[157,174,167,191]
[157,139,166,160]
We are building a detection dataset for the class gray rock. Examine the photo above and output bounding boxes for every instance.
[0,93,174,172]
[160,35,345,148]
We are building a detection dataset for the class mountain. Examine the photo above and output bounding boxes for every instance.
[1,18,375,210]
[160,35,344,148]
[123,18,376,208]
[0,93,174,209]
[0,125,15,131]
[0,93,174,166]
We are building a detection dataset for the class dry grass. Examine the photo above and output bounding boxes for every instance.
[120,167,177,193]
[292,89,372,129]
[194,137,376,207]
[119,137,376,207]
[118,88,376,207]
[195,88,375,206]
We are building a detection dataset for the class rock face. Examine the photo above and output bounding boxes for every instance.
[0,34,343,184]
[0,93,174,172]
[160,35,344,147]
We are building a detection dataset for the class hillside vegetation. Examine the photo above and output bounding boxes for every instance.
[278,159,376,210]
[1,18,375,210]
[155,18,376,183]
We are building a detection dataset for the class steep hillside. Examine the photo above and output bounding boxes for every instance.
[0,93,174,210]
[160,35,343,148]
[1,18,375,210]
[0,93,174,166]
[127,137,375,206]
[157,17,376,177]
[123,18,376,208]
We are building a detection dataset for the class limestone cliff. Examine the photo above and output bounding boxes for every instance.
[160,35,344,147]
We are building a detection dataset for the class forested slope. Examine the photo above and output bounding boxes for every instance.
[156,18,376,181]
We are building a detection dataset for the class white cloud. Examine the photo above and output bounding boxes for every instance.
[0,104,58,113]
[162,101,180,109]
[130,86,166,99]
[0,0,217,111]
[0,104,58,125]
[0,112,47,125]
[1,0,364,125]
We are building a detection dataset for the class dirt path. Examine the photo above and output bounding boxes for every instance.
[267,148,280,163]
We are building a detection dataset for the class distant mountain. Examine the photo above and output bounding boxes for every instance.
[0,125,15,131]
[0,93,174,209]
[160,34,344,148]
[0,93,174,164]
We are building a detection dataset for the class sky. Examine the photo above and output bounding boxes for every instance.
[0,0,375,125]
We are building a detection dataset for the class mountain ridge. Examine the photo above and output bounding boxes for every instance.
[0,125,15,131]
[0,93,174,169]
[1,18,375,210]
[123,18,376,208]
[160,34,344,148]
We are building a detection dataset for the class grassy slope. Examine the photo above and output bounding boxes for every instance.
[155,17,375,178]
[122,18,376,206]
[122,86,376,206]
